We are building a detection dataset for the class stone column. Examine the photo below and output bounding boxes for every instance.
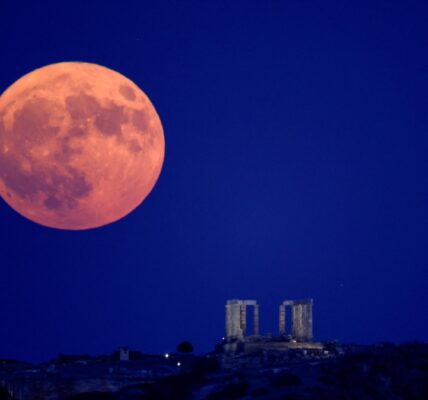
[305,301,313,341]
[299,304,305,339]
[302,304,308,340]
[291,304,297,338]
[231,302,243,339]
[292,304,304,340]
[240,304,247,337]
[226,301,243,339]
[253,304,260,336]
[225,303,232,338]
[279,304,286,335]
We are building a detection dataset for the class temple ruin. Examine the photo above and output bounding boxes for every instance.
[225,299,259,339]
[222,298,320,354]
[279,299,313,342]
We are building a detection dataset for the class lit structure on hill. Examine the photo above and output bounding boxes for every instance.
[222,298,321,354]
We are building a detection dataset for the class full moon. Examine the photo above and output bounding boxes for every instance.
[0,62,164,230]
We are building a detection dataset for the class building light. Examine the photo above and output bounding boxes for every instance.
[164,353,169,359]
[177,362,181,367]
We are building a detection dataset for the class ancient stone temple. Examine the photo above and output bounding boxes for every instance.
[222,298,320,354]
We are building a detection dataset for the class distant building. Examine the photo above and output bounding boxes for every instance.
[222,298,322,354]
[119,347,129,361]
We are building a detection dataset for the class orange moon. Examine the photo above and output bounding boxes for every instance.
[0,62,164,230]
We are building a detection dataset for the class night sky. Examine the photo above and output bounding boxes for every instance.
[1,1,427,362]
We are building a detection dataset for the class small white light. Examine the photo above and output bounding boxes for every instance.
[177,362,181,367]
[164,353,169,359]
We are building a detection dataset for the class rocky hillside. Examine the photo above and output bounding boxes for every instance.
[1,343,427,399]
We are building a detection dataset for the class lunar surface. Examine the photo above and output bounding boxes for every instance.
[0,62,164,230]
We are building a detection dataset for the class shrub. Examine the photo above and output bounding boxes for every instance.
[280,394,304,400]
[206,382,249,399]
[0,387,11,400]
[251,387,268,397]
[177,341,194,354]
[66,392,114,399]
[270,372,301,387]
[192,356,220,375]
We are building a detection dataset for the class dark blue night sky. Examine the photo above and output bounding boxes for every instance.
[1,0,427,362]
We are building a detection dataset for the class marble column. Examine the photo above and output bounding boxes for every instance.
[253,304,260,336]
[279,304,286,335]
